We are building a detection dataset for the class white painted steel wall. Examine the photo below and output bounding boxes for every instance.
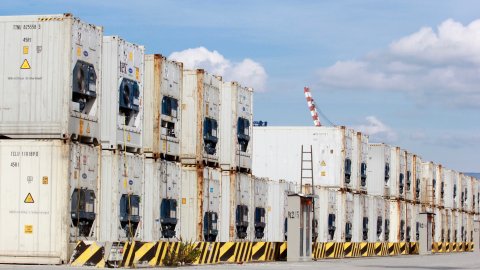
[388,199,406,242]
[353,132,369,192]
[0,140,100,264]
[252,126,354,188]
[180,70,221,165]
[143,159,180,241]
[101,36,144,151]
[367,143,391,196]
[143,55,182,157]
[0,14,102,141]
[219,82,253,171]
[99,151,144,242]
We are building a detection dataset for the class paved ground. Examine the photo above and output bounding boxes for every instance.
[0,252,478,269]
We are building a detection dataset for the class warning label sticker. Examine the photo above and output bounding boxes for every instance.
[24,225,33,234]
[320,160,326,166]
[24,193,34,203]
[20,59,31,69]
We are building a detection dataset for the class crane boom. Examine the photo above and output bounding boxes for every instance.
[304,87,321,127]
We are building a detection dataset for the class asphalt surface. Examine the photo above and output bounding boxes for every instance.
[0,252,478,269]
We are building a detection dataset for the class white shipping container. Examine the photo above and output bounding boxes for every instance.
[436,165,445,207]
[367,143,391,197]
[143,159,180,241]
[388,199,406,242]
[368,195,385,242]
[98,151,144,242]
[101,36,144,151]
[445,209,453,242]
[265,179,297,242]
[179,166,221,242]
[384,199,391,242]
[413,155,422,203]
[314,187,343,242]
[0,140,100,264]
[388,147,406,199]
[351,132,368,192]
[0,14,102,142]
[219,82,253,172]
[421,162,436,206]
[252,177,268,241]
[353,193,369,242]
[473,178,479,214]
[343,192,354,242]
[405,152,414,201]
[180,70,221,165]
[253,126,354,188]
[452,171,461,210]
[143,55,183,158]
[443,169,454,209]
[433,207,443,242]
[406,203,418,242]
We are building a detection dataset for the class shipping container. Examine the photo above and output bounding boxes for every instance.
[265,179,297,242]
[466,213,474,242]
[180,70,221,165]
[387,147,406,199]
[219,82,253,172]
[421,162,436,206]
[343,192,354,242]
[179,166,221,242]
[314,187,343,242]
[452,210,460,242]
[143,159,180,241]
[405,202,419,242]
[101,36,144,152]
[0,14,102,142]
[252,126,354,188]
[366,143,391,197]
[252,177,268,241]
[445,209,453,242]
[98,150,144,242]
[436,165,445,207]
[452,171,461,210]
[413,155,422,203]
[443,169,454,209]
[351,132,368,192]
[405,152,414,201]
[0,140,100,264]
[388,199,406,242]
[143,55,183,159]
[384,199,391,242]
[368,195,385,242]
[433,207,443,242]
[473,178,479,214]
[353,193,369,242]
[461,174,472,212]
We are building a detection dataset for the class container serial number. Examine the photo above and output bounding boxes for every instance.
[10,151,39,157]
[12,24,41,30]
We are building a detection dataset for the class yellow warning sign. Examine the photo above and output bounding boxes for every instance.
[127,132,131,142]
[77,47,81,57]
[23,46,29,54]
[79,119,84,135]
[135,67,139,80]
[24,225,33,234]
[42,176,48,185]
[20,59,31,69]
[24,193,34,203]
[128,52,133,61]
[182,198,186,205]
[321,160,326,166]
[321,171,326,177]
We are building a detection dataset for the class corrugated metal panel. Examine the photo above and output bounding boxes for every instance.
[0,139,100,264]
[252,126,354,188]
[180,70,221,165]
[219,82,253,171]
[101,36,144,151]
[314,187,343,242]
[367,195,385,242]
[98,150,144,242]
[179,166,198,241]
[367,143,390,196]
[252,177,268,241]
[143,55,182,158]
[0,14,102,141]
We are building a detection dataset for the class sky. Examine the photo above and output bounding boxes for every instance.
[2,0,479,172]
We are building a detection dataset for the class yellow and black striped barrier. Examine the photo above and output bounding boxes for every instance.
[343,242,361,258]
[218,242,252,263]
[70,241,106,267]
[388,242,400,255]
[251,242,276,262]
[325,242,344,258]
[408,242,418,255]
[274,242,288,261]
[374,242,388,256]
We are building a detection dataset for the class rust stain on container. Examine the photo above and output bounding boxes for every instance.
[197,166,204,241]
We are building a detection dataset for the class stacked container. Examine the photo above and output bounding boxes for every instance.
[0,14,102,264]
[265,180,298,242]
[367,143,391,197]
[99,36,145,242]
[143,55,183,241]
[219,81,254,241]
[352,132,369,193]
[180,70,222,242]
[405,152,414,202]
[368,195,386,242]
[314,186,344,242]
[388,147,406,199]
[252,177,268,241]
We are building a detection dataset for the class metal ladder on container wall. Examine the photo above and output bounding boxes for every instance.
[300,145,314,193]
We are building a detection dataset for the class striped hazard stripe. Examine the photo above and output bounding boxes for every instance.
[312,242,325,259]
[343,242,360,258]
[195,242,221,264]
[399,242,407,255]
[325,242,344,258]
[69,241,105,267]
[360,242,374,257]
[388,242,400,255]
[408,242,419,255]
[251,242,275,261]
[219,242,252,263]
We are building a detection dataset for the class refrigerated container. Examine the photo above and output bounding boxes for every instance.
[143,55,183,159]
[413,155,422,203]
[0,14,102,143]
[445,209,453,242]
[436,165,445,207]
[406,202,418,242]
[452,171,461,210]
[351,132,369,192]
[353,193,369,242]
[314,187,343,242]
[99,151,144,242]
[143,159,180,241]
[388,199,406,242]
[180,70,221,165]
[384,199,391,242]
[461,174,471,212]
[0,140,100,264]
[388,147,406,199]
[443,169,454,209]
[252,177,268,241]
[219,82,253,172]
[473,178,479,214]
[265,179,297,242]
[433,207,443,242]
[367,143,391,197]
[253,126,354,188]
[343,192,354,242]
[179,166,221,242]
[405,152,414,201]
[421,162,436,206]
[368,195,385,242]
[101,36,144,152]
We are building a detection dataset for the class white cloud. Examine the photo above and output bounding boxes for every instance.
[169,47,267,92]
[317,19,480,108]
[354,116,398,143]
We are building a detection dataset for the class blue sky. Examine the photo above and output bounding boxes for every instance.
[3,0,479,171]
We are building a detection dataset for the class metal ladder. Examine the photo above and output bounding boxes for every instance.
[300,145,314,193]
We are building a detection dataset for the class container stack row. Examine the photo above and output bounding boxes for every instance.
[252,126,480,245]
